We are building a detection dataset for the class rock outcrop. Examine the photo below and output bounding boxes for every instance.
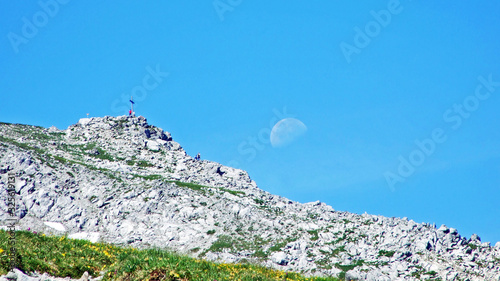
[0,116,499,280]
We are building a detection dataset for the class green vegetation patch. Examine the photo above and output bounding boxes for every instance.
[254,198,266,205]
[268,241,289,253]
[49,132,66,138]
[0,230,339,280]
[378,250,395,257]
[315,257,333,270]
[201,234,273,260]
[53,155,67,164]
[308,213,320,220]
[0,135,46,155]
[331,245,346,256]
[205,235,235,254]
[468,243,478,250]
[134,174,163,181]
[218,187,245,197]
[136,160,154,168]
[253,249,268,259]
[334,259,364,272]
[88,147,115,161]
[362,220,374,226]
[172,181,206,192]
[308,230,320,241]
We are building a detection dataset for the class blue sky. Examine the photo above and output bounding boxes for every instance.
[1,1,499,244]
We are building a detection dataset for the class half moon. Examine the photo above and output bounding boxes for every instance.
[270,118,307,148]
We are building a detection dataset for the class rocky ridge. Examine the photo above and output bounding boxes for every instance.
[0,115,499,280]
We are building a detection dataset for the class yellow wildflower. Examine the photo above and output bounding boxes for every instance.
[169,271,180,278]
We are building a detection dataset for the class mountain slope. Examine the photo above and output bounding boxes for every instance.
[0,116,499,280]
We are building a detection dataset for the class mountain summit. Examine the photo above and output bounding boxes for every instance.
[1,116,499,280]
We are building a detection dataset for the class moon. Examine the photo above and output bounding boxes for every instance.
[270,118,307,148]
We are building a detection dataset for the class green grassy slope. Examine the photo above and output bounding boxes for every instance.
[0,230,339,281]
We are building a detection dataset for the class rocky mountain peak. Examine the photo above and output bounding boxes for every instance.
[0,116,499,280]
[72,115,171,142]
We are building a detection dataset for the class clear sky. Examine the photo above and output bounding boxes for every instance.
[1,1,499,244]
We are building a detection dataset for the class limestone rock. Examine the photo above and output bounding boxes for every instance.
[0,116,499,280]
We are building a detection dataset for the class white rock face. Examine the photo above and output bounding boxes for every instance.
[146,140,160,151]
[0,268,94,281]
[78,118,92,126]
[270,251,290,266]
[43,221,66,232]
[68,232,100,243]
[0,115,499,280]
